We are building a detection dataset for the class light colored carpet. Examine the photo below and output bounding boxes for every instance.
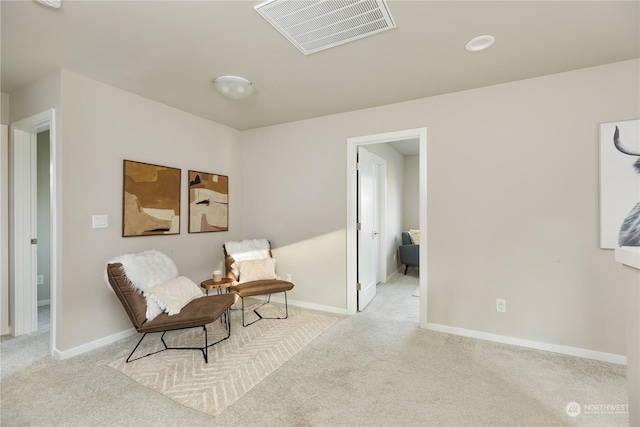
[108,303,337,416]
[1,276,628,426]
[412,286,420,297]
[1,305,50,379]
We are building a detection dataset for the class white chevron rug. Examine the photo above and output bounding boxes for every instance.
[108,304,338,416]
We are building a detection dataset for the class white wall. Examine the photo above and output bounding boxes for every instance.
[403,155,419,231]
[9,71,61,124]
[241,59,640,357]
[1,93,9,124]
[239,120,348,310]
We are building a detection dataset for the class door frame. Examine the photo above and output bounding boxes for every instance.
[10,109,57,353]
[346,127,427,327]
[1,124,9,335]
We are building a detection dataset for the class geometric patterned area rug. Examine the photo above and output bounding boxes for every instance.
[108,304,338,416]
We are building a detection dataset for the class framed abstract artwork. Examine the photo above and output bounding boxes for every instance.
[600,119,640,248]
[188,170,229,233]
[122,160,181,237]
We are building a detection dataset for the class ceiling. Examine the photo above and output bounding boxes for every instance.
[2,1,639,131]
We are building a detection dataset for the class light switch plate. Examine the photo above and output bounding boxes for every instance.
[92,215,108,229]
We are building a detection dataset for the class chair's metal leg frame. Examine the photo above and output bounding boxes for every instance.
[240,291,289,327]
[126,307,232,363]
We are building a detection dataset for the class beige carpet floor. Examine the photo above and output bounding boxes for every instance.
[1,272,629,426]
[108,303,337,416]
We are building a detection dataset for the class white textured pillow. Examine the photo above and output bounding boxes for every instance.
[225,239,271,277]
[409,229,421,244]
[237,258,277,283]
[148,276,203,316]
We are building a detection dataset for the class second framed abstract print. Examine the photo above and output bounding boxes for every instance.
[188,170,229,233]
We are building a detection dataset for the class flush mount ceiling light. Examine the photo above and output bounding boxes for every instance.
[255,0,396,55]
[212,76,254,100]
[465,35,495,52]
[36,0,61,8]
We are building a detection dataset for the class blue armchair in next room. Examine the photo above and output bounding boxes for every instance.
[399,231,419,275]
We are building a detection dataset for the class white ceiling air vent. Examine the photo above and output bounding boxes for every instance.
[255,0,396,55]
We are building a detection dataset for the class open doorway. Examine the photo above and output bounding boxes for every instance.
[36,130,52,334]
[9,109,57,356]
[346,128,427,327]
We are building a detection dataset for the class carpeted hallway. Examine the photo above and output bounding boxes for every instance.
[0,271,628,426]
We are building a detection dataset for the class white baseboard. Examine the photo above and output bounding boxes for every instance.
[261,294,347,316]
[426,323,626,365]
[53,297,344,360]
[384,269,399,283]
[53,328,136,360]
[37,299,50,307]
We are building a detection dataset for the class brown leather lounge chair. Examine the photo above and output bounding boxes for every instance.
[106,262,235,363]
[223,240,294,327]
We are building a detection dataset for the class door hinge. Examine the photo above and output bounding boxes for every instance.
[356,222,361,230]
[357,282,362,291]
[356,162,360,171]
[30,238,37,245]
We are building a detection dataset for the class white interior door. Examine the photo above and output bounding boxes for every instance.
[11,110,56,339]
[11,127,38,335]
[357,147,380,311]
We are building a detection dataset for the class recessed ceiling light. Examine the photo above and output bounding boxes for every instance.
[465,35,495,52]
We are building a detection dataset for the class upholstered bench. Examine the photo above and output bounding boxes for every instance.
[223,239,294,326]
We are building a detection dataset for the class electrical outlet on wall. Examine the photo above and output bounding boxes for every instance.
[285,274,292,282]
[496,299,506,313]
[37,275,44,285]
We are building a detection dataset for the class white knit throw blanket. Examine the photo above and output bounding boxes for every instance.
[224,239,271,262]
[105,249,179,320]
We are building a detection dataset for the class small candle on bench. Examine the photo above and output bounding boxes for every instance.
[213,270,222,282]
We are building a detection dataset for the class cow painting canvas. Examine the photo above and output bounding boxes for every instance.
[600,119,640,248]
